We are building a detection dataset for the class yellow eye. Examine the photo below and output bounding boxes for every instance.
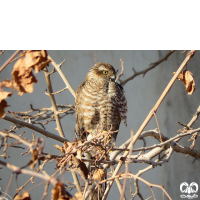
[103,71,108,75]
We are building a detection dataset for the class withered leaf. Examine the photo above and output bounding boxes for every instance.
[71,155,89,180]
[14,191,31,200]
[0,79,13,88]
[0,90,13,118]
[12,57,38,96]
[24,50,51,73]
[173,70,195,95]
[0,100,9,119]
[1,50,51,96]
[74,192,84,200]
[93,169,106,181]
[63,141,81,154]
[29,149,39,169]
[51,182,72,200]
[0,90,13,102]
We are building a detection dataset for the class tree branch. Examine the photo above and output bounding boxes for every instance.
[44,67,65,138]
[0,160,58,186]
[120,50,175,86]
[3,116,68,143]
[0,50,21,73]
[47,54,76,98]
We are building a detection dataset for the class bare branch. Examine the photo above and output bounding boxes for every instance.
[0,50,5,55]
[178,105,200,132]
[110,165,126,200]
[72,172,82,193]
[47,54,76,98]
[100,172,172,200]
[0,160,58,185]
[44,67,65,138]
[0,50,21,72]
[0,131,32,148]
[51,87,68,95]
[115,58,125,82]
[3,116,68,143]
[120,50,175,86]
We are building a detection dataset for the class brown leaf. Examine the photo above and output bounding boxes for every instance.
[0,79,13,88]
[51,182,72,200]
[71,155,89,180]
[12,57,37,96]
[24,50,51,73]
[74,192,84,200]
[93,169,106,181]
[63,141,80,154]
[29,149,39,169]
[14,191,31,200]
[173,70,195,95]
[0,90,13,102]
[0,100,9,118]
[0,90,13,118]
[10,50,51,96]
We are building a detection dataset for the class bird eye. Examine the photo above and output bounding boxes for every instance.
[103,71,108,75]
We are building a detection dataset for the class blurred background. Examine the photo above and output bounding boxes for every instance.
[0,50,199,200]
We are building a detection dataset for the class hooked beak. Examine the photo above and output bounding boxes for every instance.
[110,74,116,81]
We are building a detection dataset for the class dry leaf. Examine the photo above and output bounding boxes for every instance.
[93,169,106,181]
[0,50,50,96]
[29,149,39,169]
[0,79,13,88]
[0,90,13,102]
[51,182,72,200]
[0,90,13,118]
[0,50,51,96]
[12,57,38,96]
[63,141,82,154]
[24,50,51,73]
[14,191,31,200]
[70,155,89,180]
[173,70,195,95]
[74,192,84,200]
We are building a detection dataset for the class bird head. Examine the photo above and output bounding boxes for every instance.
[86,63,116,81]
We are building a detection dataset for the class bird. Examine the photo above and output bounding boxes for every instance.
[75,62,127,148]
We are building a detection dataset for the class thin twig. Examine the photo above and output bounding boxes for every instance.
[0,131,32,148]
[0,50,21,72]
[51,87,68,95]
[153,111,162,142]
[47,55,76,98]
[4,173,14,198]
[100,172,172,200]
[3,116,68,143]
[120,50,175,86]
[16,168,40,192]
[44,67,65,138]
[41,181,50,200]
[111,165,126,200]
[178,105,200,133]
[0,160,58,186]
[121,130,134,200]
[0,50,5,55]
[115,58,125,82]
[72,172,82,193]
